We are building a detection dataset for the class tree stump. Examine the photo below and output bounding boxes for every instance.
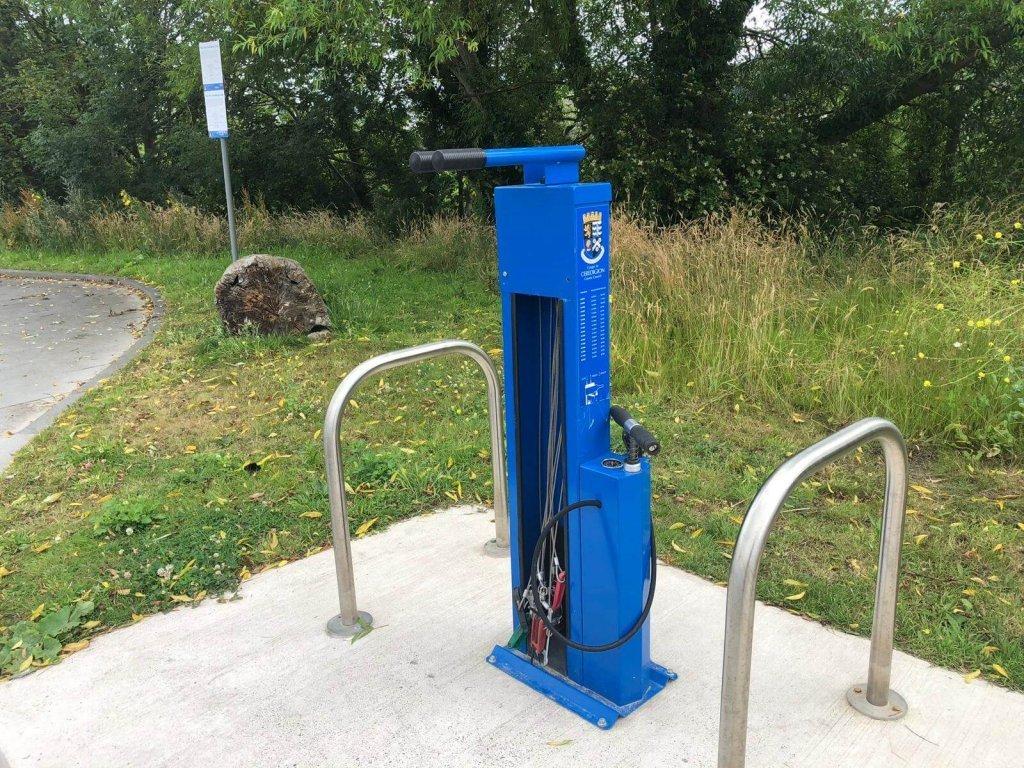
[214,255,332,339]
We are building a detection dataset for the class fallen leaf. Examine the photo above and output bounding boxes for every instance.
[0,565,12,578]
[790,413,805,423]
[131,613,144,622]
[910,484,933,496]
[41,492,63,505]
[963,669,982,683]
[785,591,806,601]
[82,620,101,629]
[30,603,45,620]
[992,664,1010,679]
[914,534,929,545]
[300,510,323,519]
[669,522,685,530]
[170,594,193,603]
[670,540,688,554]
[355,518,378,537]
[547,739,572,747]
[239,566,252,581]
[783,579,807,588]
[62,640,90,653]
[690,528,704,539]
[32,541,52,554]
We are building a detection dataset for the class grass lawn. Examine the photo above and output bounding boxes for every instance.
[0,234,1022,692]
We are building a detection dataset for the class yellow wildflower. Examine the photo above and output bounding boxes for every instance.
[952,261,961,269]
[923,380,932,388]
[978,371,987,379]
[995,232,1003,240]
[934,303,944,310]
[975,233,984,241]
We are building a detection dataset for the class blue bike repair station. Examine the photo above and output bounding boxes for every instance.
[411,145,676,730]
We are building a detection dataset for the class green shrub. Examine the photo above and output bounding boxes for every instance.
[91,499,164,536]
[0,601,94,677]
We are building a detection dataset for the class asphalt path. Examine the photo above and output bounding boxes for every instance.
[0,273,156,471]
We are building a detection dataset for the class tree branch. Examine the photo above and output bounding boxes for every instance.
[813,21,1019,144]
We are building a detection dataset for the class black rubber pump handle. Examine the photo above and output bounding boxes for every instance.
[409,148,486,173]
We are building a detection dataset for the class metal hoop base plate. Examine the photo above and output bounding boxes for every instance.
[483,539,510,558]
[326,611,374,638]
[846,684,908,720]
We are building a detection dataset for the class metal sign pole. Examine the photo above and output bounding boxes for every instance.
[199,40,238,262]
[219,137,238,261]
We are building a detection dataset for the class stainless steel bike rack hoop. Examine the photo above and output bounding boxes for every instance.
[323,339,509,638]
[718,417,909,768]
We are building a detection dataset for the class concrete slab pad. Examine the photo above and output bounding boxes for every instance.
[0,507,1020,768]
[0,272,161,471]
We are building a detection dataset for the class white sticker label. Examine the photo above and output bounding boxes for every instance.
[199,41,228,138]
[199,40,224,86]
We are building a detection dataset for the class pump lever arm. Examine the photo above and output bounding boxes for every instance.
[410,145,586,183]
[610,405,660,457]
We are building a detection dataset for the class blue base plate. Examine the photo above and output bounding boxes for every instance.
[487,645,676,730]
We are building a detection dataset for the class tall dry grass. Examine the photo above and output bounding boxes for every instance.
[3,190,1023,451]
[0,191,377,255]
[612,209,1024,452]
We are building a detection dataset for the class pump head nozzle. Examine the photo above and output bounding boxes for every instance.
[610,405,660,462]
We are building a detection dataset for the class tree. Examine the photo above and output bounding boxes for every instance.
[3,0,1023,222]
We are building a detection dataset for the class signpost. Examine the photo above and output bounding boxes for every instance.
[199,40,238,261]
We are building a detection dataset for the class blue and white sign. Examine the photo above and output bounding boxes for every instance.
[199,40,228,139]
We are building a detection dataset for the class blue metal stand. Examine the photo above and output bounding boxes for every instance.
[411,144,675,728]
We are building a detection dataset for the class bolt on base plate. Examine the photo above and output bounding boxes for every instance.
[483,539,510,558]
[846,684,908,720]
[326,611,374,638]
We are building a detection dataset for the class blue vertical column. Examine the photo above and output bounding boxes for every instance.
[495,182,613,614]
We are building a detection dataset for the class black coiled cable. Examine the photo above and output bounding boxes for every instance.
[521,498,658,654]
